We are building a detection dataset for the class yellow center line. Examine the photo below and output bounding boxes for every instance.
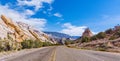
[49,48,56,61]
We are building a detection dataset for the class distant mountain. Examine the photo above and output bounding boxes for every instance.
[44,31,79,40]
[71,36,80,39]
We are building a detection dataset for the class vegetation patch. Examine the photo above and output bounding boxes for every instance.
[0,38,58,52]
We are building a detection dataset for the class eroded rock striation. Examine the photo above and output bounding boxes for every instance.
[0,15,56,44]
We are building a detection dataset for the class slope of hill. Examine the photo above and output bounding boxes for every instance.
[76,25,120,52]
[0,15,56,43]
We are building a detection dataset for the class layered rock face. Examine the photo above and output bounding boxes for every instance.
[0,15,56,44]
[1,15,28,42]
[82,28,93,37]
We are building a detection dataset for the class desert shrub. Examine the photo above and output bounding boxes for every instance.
[96,47,106,51]
[53,43,61,46]
[75,39,82,43]
[81,37,90,43]
[0,38,55,51]
[21,39,34,49]
[21,39,43,49]
[109,36,117,40]
[70,41,75,44]
[91,35,98,40]
[0,41,4,51]
[96,44,108,51]
[4,42,11,51]
[96,32,106,39]
[33,40,43,48]
[0,38,22,51]
[0,40,13,51]
[115,30,120,37]
[42,42,52,47]
[21,39,54,49]
[105,28,113,34]
[64,40,71,45]
[64,40,75,45]
[7,34,21,50]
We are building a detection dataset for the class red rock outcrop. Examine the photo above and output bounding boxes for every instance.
[82,28,93,37]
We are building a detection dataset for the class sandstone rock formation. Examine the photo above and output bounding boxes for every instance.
[1,15,28,42]
[82,28,93,37]
[0,15,56,44]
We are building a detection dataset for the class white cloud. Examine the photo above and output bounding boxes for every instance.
[17,0,54,11]
[60,23,88,36]
[24,9,35,16]
[0,0,55,31]
[26,18,46,30]
[54,13,62,18]
[0,4,46,31]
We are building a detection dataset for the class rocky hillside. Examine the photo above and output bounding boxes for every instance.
[76,26,120,52]
[76,28,93,43]
[0,15,56,44]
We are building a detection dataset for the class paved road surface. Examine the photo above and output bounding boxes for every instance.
[56,46,120,61]
[0,46,120,61]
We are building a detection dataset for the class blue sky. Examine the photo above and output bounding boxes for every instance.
[0,0,120,36]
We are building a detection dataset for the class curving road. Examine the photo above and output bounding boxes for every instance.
[0,46,120,61]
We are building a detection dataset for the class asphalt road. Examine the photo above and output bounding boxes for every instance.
[1,47,56,61]
[1,46,120,61]
[56,46,120,61]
